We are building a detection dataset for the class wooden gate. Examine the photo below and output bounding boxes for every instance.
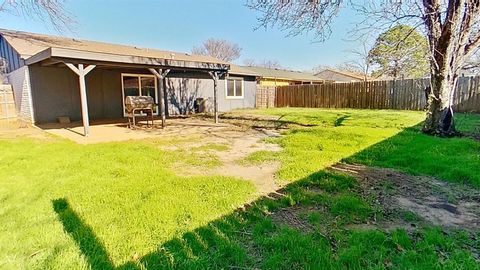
[0,84,16,120]
[256,86,276,109]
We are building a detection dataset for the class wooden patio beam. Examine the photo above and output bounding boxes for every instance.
[208,71,226,124]
[27,47,230,71]
[148,68,170,129]
[65,63,96,136]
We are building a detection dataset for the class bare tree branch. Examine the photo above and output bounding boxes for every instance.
[243,58,283,69]
[0,0,74,31]
[192,38,242,62]
[246,0,480,135]
[246,0,344,42]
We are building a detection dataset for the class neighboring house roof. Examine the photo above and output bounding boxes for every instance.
[315,68,367,81]
[0,29,229,69]
[243,66,324,82]
[228,65,259,76]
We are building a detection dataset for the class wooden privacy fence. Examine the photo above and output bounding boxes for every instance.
[0,84,16,120]
[275,76,480,112]
[256,86,276,109]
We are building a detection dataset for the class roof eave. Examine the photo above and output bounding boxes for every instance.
[25,47,230,71]
[262,76,324,82]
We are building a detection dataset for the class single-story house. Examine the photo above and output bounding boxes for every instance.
[315,68,367,82]
[243,66,324,86]
[0,29,258,135]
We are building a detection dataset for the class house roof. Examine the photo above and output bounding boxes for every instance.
[228,65,259,76]
[0,29,232,71]
[242,66,324,82]
[315,68,367,81]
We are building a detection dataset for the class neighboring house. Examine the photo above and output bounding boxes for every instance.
[244,66,324,86]
[0,29,257,133]
[315,69,367,82]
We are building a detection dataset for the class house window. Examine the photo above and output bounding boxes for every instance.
[121,74,158,116]
[226,78,244,99]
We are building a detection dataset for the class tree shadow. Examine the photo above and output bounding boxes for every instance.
[166,78,201,115]
[333,115,350,127]
[53,171,332,269]
[52,198,115,270]
[52,118,480,269]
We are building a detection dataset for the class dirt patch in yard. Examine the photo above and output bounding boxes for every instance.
[329,163,480,231]
[0,120,49,140]
[464,132,480,141]
[171,127,283,195]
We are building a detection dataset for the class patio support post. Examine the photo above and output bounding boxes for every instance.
[65,63,96,136]
[148,68,170,129]
[208,71,225,124]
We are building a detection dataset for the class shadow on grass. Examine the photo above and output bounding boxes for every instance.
[52,121,480,269]
[217,113,319,129]
[334,115,350,127]
[53,171,353,269]
[344,125,480,187]
[52,199,115,270]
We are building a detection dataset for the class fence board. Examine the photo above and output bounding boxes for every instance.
[275,76,480,112]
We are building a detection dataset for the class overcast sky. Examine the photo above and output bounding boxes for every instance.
[0,0,366,71]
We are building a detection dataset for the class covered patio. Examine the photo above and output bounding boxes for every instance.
[27,47,229,136]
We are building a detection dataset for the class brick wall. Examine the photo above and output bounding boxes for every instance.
[7,66,33,122]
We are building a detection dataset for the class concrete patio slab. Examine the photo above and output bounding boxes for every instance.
[37,118,232,144]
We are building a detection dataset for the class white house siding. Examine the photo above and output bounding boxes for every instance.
[7,66,34,122]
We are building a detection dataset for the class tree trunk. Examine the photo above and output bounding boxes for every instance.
[422,70,458,136]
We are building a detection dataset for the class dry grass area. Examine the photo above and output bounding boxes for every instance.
[329,163,480,231]
[0,119,49,140]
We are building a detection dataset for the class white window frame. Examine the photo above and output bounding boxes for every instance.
[225,77,244,99]
[121,73,158,117]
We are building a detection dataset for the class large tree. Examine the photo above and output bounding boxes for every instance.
[247,0,480,136]
[0,0,73,31]
[192,38,242,62]
[369,25,429,80]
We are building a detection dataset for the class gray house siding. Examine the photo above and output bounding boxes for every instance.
[0,35,23,73]
[28,65,256,124]
[29,65,124,123]
[166,72,256,115]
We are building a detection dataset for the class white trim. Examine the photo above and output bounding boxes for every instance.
[25,67,35,123]
[121,73,159,117]
[225,77,244,100]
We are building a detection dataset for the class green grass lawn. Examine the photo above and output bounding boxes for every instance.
[0,138,255,269]
[241,108,480,187]
[1,108,479,269]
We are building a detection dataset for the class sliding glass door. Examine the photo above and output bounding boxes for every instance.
[121,74,158,116]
